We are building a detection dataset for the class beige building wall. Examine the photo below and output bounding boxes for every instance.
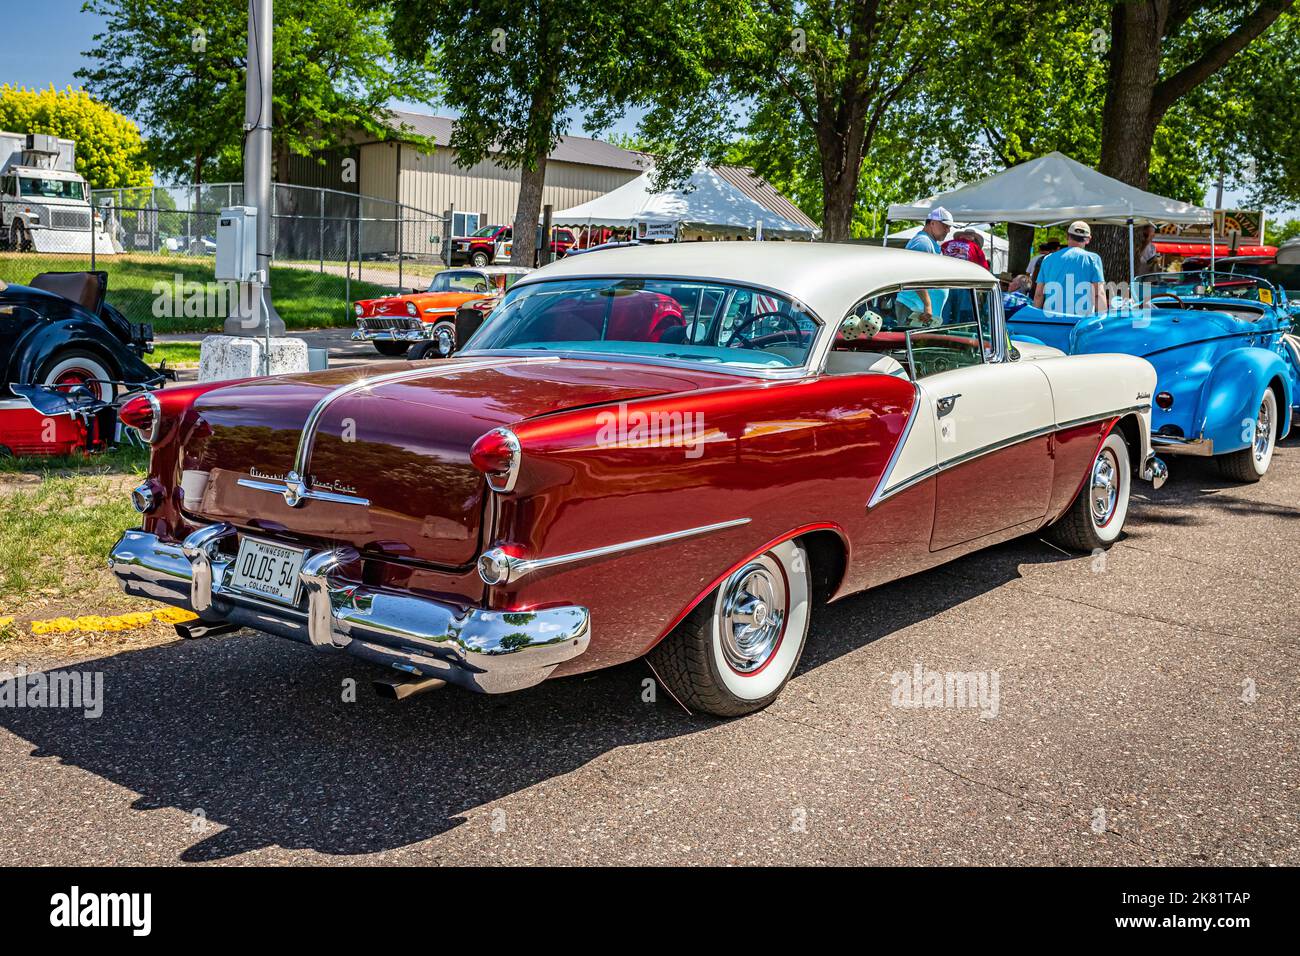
[355,140,641,257]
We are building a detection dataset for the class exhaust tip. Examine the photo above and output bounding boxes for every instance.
[372,674,447,700]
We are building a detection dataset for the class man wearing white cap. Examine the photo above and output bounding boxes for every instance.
[895,207,954,327]
[1033,220,1107,315]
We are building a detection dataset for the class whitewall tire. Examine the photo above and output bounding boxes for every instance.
[1046,430,1131,552]
[649,538,812,717]
[1218,389,1277,483]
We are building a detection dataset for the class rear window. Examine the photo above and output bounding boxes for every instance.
[467,276,820,370]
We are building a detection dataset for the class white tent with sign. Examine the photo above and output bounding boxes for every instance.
[886,152,1214,283]
[551,165,819,240]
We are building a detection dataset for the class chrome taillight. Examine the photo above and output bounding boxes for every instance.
[469,427,521,492]
[118,391,162,443]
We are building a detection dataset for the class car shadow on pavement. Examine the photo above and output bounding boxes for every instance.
[0,537,1076,863]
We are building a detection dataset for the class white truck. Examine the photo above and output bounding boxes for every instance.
[1,132,119,255]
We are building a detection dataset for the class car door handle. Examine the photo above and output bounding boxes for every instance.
[936,394,961,417]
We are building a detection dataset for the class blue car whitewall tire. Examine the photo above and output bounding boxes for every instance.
[1218,389,1277,483]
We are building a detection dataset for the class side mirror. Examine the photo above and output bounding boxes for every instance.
[1008,344,1021,361]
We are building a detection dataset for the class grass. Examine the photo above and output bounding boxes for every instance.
[0,445,192,658]
[0,252,394,334]
[149,341,202,366]
[0,442,147,603]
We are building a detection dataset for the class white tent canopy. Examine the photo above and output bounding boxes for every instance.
[890,223,1009,274]
[551,166,818,239]
[887,152,1213,226]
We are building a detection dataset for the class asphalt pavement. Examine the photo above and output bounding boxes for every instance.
[1,440,1296,865]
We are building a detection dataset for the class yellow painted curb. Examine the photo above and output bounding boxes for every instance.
[22,607,198,635]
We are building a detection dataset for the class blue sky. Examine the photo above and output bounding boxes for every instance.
[9,0,1276,218]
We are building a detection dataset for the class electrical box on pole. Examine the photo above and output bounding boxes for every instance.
[215,206,260,282]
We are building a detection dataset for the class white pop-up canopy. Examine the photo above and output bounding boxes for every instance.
[552,166,818,239]
[887,152,1213,226]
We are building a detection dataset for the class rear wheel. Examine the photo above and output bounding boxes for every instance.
[1046,430,1131,552]
[648,538,812,717]
[1218,389,1276,483]
[372,341,410,358]
[38,350,115,403]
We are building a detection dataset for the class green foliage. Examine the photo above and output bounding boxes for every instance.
[1265,218,1300,245]
[0,85,152,189]
[77,0,439,183]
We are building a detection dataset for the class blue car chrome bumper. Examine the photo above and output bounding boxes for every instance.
[108,526,591,694]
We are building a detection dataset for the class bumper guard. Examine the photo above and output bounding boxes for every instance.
[109,526,590,694]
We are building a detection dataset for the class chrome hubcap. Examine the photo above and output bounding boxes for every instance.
[1254,399,1272,462]
[1090,449,1119,525]
[719,556,787,674]
[436,327,454,357]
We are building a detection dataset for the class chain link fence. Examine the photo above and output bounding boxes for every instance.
[0,183,447,335]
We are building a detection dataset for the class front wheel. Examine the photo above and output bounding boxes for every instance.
[470,250,490,268]
[1046,430,1131,552]
[372,341,410,358]
[648,538,812,717]
[1217,389,1277,483]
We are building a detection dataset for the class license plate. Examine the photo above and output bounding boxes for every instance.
[229,537,306,606]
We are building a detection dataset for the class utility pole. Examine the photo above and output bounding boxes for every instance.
[204,0,307,380]
[225,0,284,337]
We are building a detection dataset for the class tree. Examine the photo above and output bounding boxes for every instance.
[382,0,743,265]
[78,0,439,185]
[0,85,152,189]
[721,2,946,242]
[1092,0,1294,274]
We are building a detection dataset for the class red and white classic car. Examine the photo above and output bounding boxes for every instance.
[109,244,1166,716]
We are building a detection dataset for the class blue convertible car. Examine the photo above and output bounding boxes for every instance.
[1007,271,1300,482]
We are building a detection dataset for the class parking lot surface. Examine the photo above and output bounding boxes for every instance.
[1,441,1296,865]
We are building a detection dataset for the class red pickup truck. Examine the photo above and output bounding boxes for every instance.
[450,224,576,266]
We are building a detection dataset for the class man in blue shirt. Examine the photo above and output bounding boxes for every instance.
[895,207,954,327]
[1033,220,1108,315]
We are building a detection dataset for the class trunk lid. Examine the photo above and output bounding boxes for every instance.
[182,355,737,566]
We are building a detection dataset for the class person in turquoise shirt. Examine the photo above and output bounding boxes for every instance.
[895,207,954,326]
[1033,220,1108,315]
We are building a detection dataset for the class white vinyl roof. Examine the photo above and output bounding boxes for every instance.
[551,166,819,238]
[888,152,1213,226]
[515,240,993,323]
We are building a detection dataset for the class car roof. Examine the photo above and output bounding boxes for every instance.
[447,265,532,275]
[515,242,994,320]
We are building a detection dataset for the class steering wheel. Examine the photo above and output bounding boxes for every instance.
[727,310,803,349]
[1143,291,1186,308]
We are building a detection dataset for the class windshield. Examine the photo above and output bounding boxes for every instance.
[1138,270,1280,305]
[429,271,492,294]
[19,177,85,201]
[470,225,501,238]
[467,277,821,370]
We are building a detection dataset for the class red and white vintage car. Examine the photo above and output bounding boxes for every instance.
[109,244,1166,716]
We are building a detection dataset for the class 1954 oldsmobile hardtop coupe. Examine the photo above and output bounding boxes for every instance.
[110,244,1165,716]
[1008,270,1299,482]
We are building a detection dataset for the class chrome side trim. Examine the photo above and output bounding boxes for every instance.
[869,404,1149,509]
[478,517,752,586]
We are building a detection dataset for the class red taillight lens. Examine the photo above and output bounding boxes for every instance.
[1155,391,1174,410]
[469,427,521,492]
[118,392,160,442]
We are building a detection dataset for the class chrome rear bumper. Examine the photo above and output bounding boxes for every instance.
[108,526,590,694]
